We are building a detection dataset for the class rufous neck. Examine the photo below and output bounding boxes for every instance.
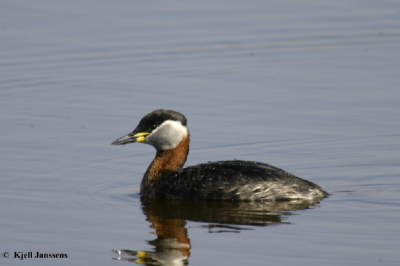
[141,135,190,193]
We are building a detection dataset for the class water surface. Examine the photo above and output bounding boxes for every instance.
[1,1,400,265]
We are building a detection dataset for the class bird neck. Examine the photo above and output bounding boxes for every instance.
[141,135,190,194]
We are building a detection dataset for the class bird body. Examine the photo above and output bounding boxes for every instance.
[112,109,327,202]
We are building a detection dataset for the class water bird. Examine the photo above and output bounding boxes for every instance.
[112,109,328,201]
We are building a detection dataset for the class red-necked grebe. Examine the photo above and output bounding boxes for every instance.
[112,109,328,201]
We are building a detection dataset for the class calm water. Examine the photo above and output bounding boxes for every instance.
[1,0,400,265]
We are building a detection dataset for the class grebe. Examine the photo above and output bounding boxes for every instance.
[112,109,328,201]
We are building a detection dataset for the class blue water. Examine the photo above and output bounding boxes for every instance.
[1,1,400,265]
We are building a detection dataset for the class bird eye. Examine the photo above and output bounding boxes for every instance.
[151,124,157,130]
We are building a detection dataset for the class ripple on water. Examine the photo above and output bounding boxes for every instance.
[65,177,142,211]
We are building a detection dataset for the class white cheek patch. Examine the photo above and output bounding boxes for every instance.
[145,120,188,150]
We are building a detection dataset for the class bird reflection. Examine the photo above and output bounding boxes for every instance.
[113,197,322,265]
